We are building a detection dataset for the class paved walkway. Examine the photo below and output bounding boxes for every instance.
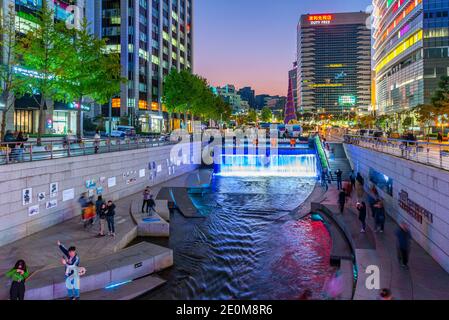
[321,185,449,300]
[0,171,198,274]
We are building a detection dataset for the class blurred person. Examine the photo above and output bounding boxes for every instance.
[379,288,393,300]
[335,169,343,190]
[94,130,101,154]
[142,187,152,214]
[324,271,344,300]
[106,200,116,237]
[396,223,412,269]
[338,190,346,214]
[357,202,367,233]
[374,200,386,233]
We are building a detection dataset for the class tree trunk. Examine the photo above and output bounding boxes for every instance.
[1,110,7,142]
[168,112,172,132]
[77,97,83,140]
[37,98,46,145]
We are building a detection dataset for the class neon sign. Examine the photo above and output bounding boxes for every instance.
[308,14,333,25]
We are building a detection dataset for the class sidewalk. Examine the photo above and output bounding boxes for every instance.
[0,171,198,274]
[321,185,449,300]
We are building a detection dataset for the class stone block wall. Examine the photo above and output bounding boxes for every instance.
[0,143,200,246]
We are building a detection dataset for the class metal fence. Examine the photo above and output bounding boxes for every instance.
[0,137,176,165]
[344,135,449,171]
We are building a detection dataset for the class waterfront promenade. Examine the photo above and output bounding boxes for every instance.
[0,171,197,299]
[320,185,449,300]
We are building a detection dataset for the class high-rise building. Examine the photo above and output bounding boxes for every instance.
[88,0,194,133]
[1,0,87,135]
[297,12,371,115]
[288,61,298,111]
[373,0,449,115]
[211,85,248,115]
[255,94,270,110]
[238,87,256,109]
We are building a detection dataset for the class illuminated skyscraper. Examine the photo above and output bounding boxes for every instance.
[297,12,371,116]
[88,0,194,132]
[373,0,449,115]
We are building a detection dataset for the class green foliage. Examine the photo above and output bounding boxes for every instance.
[247,109,258,123]
[14,3,72,139]
[261,107,273,123]
[163,69,232,124]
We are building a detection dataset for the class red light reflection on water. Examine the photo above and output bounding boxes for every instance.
[269,218,335,300]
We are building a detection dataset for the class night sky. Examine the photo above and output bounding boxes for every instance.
[194,0,372,96]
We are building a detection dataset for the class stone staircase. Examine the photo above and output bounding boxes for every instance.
[327,143,353,181]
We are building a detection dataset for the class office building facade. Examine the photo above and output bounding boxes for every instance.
[373,0,449,115]
[297,12,371,115]
[1,0,87,135]
[238,86,256,109]
[88,0,193,133]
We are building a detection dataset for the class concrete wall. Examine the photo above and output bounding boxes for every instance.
[344,144,449,273]
[0,142,200,246]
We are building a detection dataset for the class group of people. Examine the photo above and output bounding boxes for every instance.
[3,130,28,162]
[335,170,412,271]
[79,193,117,237]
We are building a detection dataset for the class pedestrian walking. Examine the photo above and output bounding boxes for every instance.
[5,260,29,300]
[373,200,386,233]
[349,170,356,189]
[142,187,152,214]
[58,241,81,300]
[338,190,346,214]
[396,223,411,269]
[357,202,367,233]
[106,200,116,237]
[335,169,343,190]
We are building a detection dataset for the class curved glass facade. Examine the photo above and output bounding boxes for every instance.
[374,0,449,115]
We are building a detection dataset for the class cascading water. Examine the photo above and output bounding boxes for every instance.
[216,154,318,177]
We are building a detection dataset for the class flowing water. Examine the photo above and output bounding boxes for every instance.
[217,154,318,177]
[140,174,335,300]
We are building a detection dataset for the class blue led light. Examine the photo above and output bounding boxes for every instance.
[105,280,132,290]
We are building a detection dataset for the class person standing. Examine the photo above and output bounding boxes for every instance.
[338,190,346,214]
[147,195,156,216]
[142,187,151,214]
[5,260,29,300]
[97,201,107,237]
[374,200,386,233]
[58,241,81,300]
[106,200,116,237]
[95,196,104,224]
[357,202,367,233]
[349,170,356,189]
[335,169,343,190]
[94,130,101,154]
[396,223,411,269]
[15,132,28,162]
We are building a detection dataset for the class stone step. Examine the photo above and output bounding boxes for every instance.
[80,275,166,300]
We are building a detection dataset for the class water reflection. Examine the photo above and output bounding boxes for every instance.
[141,175,334,300]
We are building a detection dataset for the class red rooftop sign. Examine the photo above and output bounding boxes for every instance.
[308,14,333,25]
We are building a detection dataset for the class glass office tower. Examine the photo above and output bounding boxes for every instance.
[297,12,371,116]
[373,0,449,115]
[88,0,193,133]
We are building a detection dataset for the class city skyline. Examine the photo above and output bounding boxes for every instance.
[194,0,372,96]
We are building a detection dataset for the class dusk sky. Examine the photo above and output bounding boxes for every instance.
[194,0,372,96]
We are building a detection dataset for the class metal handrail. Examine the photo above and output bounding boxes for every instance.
[0,137,176,166]
[344,135,449,171]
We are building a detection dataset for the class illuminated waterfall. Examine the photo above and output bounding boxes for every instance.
[216,154,318,177]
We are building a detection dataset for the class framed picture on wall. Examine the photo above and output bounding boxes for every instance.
[22,188,32,206]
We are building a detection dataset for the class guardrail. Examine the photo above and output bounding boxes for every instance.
[0,137,176,165]
[344,135,449,171]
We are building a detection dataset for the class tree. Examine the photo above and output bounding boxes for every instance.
[247,109,258,123]
[261,107,273,123]
[62,19,118,139]
[15,3,71,141]
[416,104,437,137]
[0,4,22,140]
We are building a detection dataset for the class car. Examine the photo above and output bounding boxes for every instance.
[110,126,136,138]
